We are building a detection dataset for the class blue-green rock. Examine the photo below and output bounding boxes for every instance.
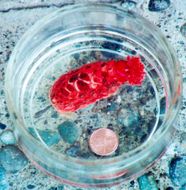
[169,156,186,186]
[0,166,5,181]
[58,121,79,144]
[180,184,186,190]
[137,175,158,190]
[0,145,28,173]
[148,0,170,12]
[39,130,60,146]
[29,128,60,146]
[106,102,117,112]
[0,182,9,190]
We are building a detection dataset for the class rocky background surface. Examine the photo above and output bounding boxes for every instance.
[0,0,186,189]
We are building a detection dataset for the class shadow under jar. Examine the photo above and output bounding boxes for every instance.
[5,3,182,188]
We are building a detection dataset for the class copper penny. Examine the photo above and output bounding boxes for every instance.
[89,128,119,156]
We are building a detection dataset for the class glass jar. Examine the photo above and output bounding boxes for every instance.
[5,3,182,188]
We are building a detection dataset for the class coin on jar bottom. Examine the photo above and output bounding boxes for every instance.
[89,128,119,156]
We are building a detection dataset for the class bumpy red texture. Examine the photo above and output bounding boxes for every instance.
[49,56,145,112]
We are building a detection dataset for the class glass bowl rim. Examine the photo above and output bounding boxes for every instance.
[5,3,182,172]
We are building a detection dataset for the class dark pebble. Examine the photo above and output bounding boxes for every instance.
[101,41,122,59]
[130,180,135,186]
[122,46,137,55]
[125,86,133,93]
[37,96,46,102]
[0,123,6,130]
[58,121,80,144]
[34,105,51,118]
[153,107,157,115]
[27,184,35,189]
[101,51,120,60]
[51,112,58,119]
[65,145,80,157]
[0,145,28,173]
[140,98,147,104]
[9,182,13,186]
[140,133,148,143]
[107,123,113,130]
[79,152,90,159]
[180,23,186,37]
[73,53,80,60]
[57,185,64,190]
[102,41,121,50]
[160,97,166,114]
[48,188,57,190]
[166,187,174,190]
[5,113,9,118]
[147,86,155,96]
[148,0,170,12]
[87,126,94,135]
[169,156,186,186]
[159,172,167,178]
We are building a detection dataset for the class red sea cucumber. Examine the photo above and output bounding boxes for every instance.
[49,56,145,113]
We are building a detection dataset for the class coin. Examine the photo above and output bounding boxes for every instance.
[89,128,119,156]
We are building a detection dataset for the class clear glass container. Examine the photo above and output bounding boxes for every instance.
[5,3,182,188]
